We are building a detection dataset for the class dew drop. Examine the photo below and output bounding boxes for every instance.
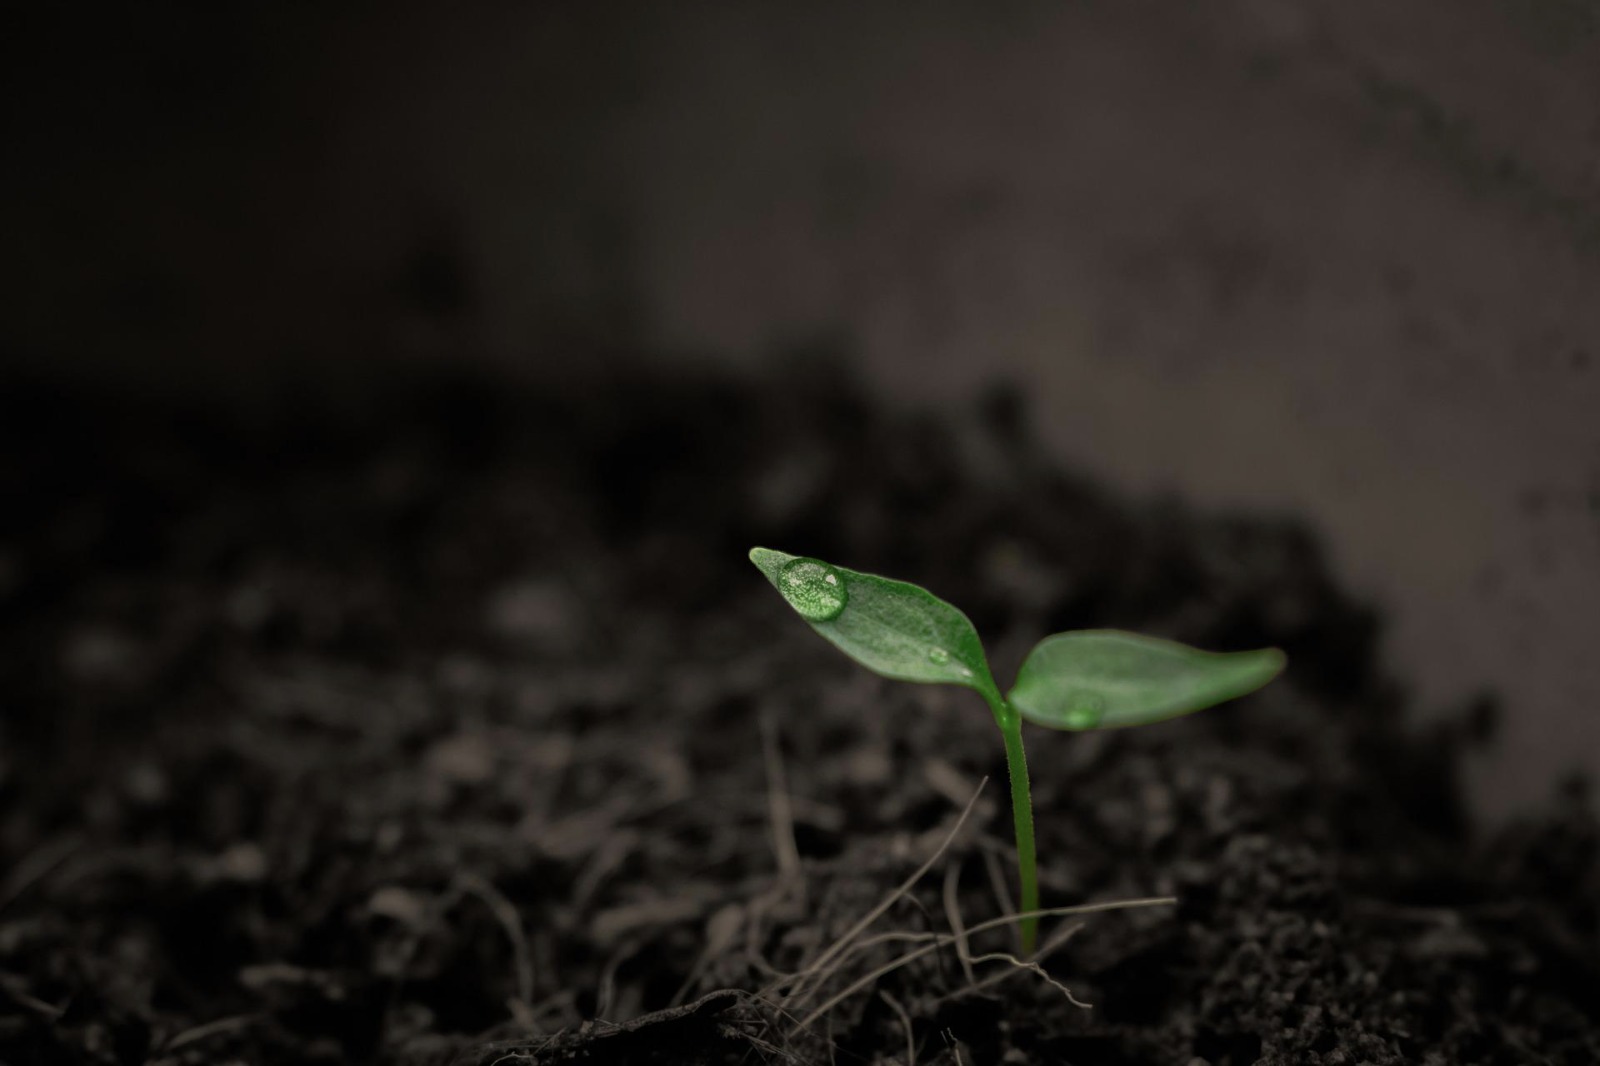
[927,647,951,665]
[1061,692,1105,730]
[777,558,848,622]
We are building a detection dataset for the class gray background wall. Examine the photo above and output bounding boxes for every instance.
[7,1,1599,817]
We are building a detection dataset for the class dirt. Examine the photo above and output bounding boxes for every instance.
[0,361,1595,1065]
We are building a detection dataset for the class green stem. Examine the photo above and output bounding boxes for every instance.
[983,691,1039,954]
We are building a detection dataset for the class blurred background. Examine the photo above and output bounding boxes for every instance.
[5,1,1599,819]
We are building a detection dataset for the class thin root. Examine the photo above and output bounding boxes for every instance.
[786,898,1173,1035]
[942,862,976,990]
[781,778,988,1009]
[879,989,916,1066]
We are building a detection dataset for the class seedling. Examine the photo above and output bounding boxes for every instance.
[749,547,1286,953]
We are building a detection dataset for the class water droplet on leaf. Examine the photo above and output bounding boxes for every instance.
[927,647,950,665]
[777,558,848,622]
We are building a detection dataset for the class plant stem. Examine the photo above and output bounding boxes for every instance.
[1000,718,1040,954]
[982,691,1039,954]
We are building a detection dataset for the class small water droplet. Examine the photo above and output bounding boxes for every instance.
[777,558,848,622]
[1061,691,1105,730]
[927,647,950,665]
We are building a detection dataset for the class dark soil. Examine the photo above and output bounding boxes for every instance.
[1,361,1595,1066]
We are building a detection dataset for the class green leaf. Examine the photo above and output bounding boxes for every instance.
[749,547,998,695]
[1007,629,1285,731]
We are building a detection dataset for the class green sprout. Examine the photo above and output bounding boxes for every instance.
[749,547,1286,953]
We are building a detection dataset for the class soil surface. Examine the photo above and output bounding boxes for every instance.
[1,364,1595,1065]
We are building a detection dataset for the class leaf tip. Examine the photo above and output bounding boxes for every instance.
[747,546,793,583]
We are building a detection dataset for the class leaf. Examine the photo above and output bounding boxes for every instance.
[748,548,998,695]
[1007,629,1285,731]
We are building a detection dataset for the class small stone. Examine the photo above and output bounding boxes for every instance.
[425,732,496,786]
[486,579,576,649]
[216,843,267,882]
[845,746,892,787]
[124,762,169,806]
[367,885,429,928]
[61,627,135,683]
